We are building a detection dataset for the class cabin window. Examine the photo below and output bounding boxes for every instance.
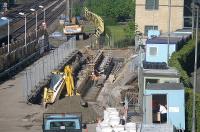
[146,79,159,88]
[145,0,159,10]
[149,47,158,56]
[144,25,158,36]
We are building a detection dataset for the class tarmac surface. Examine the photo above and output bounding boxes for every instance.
[0,72,43,132]
[0,57,97,132]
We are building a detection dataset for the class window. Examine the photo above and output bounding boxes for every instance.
[50,121,77,130]
[145,0,159,10]
[144,25,158,36]
[149,47,157,56]
[146,79,159,88]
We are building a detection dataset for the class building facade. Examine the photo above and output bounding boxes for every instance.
[135,0,184,35]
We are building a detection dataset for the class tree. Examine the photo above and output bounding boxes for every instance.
[84,0,135,23]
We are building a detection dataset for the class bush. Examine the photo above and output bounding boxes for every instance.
[185,88,200,131]
[169,39,200,87]
[114,38,134,48]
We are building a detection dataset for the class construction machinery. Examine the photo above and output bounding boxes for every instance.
[63,17,83,37]
[43,113,86,132]
[43,65,79,107]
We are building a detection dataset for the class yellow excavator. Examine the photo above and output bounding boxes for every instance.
[43,65,79,107]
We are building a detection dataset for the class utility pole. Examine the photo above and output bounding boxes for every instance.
[192,4,199,132]
[167,0,171,64]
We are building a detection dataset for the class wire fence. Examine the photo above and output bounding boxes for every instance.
[22,37,76,101]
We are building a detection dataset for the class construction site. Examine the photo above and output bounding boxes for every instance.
[0,0,143,132]
[1,0,198,131]
[0,28,140,132]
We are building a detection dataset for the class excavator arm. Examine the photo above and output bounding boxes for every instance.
[64,65,75,96]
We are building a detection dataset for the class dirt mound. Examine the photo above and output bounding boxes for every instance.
[46,96,98,123]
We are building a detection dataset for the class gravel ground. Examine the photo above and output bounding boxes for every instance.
[46,96,98,124]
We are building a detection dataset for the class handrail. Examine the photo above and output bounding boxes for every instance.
[83,7,104,37]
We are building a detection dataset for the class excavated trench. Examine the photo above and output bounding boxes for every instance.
[44,51,126,123]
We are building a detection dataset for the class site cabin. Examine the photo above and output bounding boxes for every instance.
[143,83,185,131]
[145,37,183,63]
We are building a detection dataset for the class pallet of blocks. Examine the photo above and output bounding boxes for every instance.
[96,107,137,132]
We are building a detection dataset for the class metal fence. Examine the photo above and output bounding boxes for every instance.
[22,37,76,101]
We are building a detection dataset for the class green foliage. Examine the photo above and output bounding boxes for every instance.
[169,38,200,87]
[105,25,134,48]
[114,38,134,48]
[84,0,135,22]
[185,88,200,131]
[83,0,136,48]
[169,39,195,87]
[73,2,82,16]
[124,20,138,39]
[107,25,127,42]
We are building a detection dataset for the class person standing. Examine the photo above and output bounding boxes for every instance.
[159,104,167,123]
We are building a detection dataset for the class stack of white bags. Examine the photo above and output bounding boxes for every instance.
[96,107,137,132]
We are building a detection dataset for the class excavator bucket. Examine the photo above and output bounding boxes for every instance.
[43,87,54,107]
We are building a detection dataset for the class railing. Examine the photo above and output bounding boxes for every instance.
[83,7,104,38]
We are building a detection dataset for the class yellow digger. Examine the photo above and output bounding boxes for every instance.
[43,65,79,107]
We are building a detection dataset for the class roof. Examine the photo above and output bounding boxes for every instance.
[146,83,184,90]
[175,29,192,34]
[146,37,182,44]
[143,61,168,70]
[160,32,191,40]
[142,68,180,78]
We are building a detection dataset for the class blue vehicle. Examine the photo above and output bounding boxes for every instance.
[43,113,86,132]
